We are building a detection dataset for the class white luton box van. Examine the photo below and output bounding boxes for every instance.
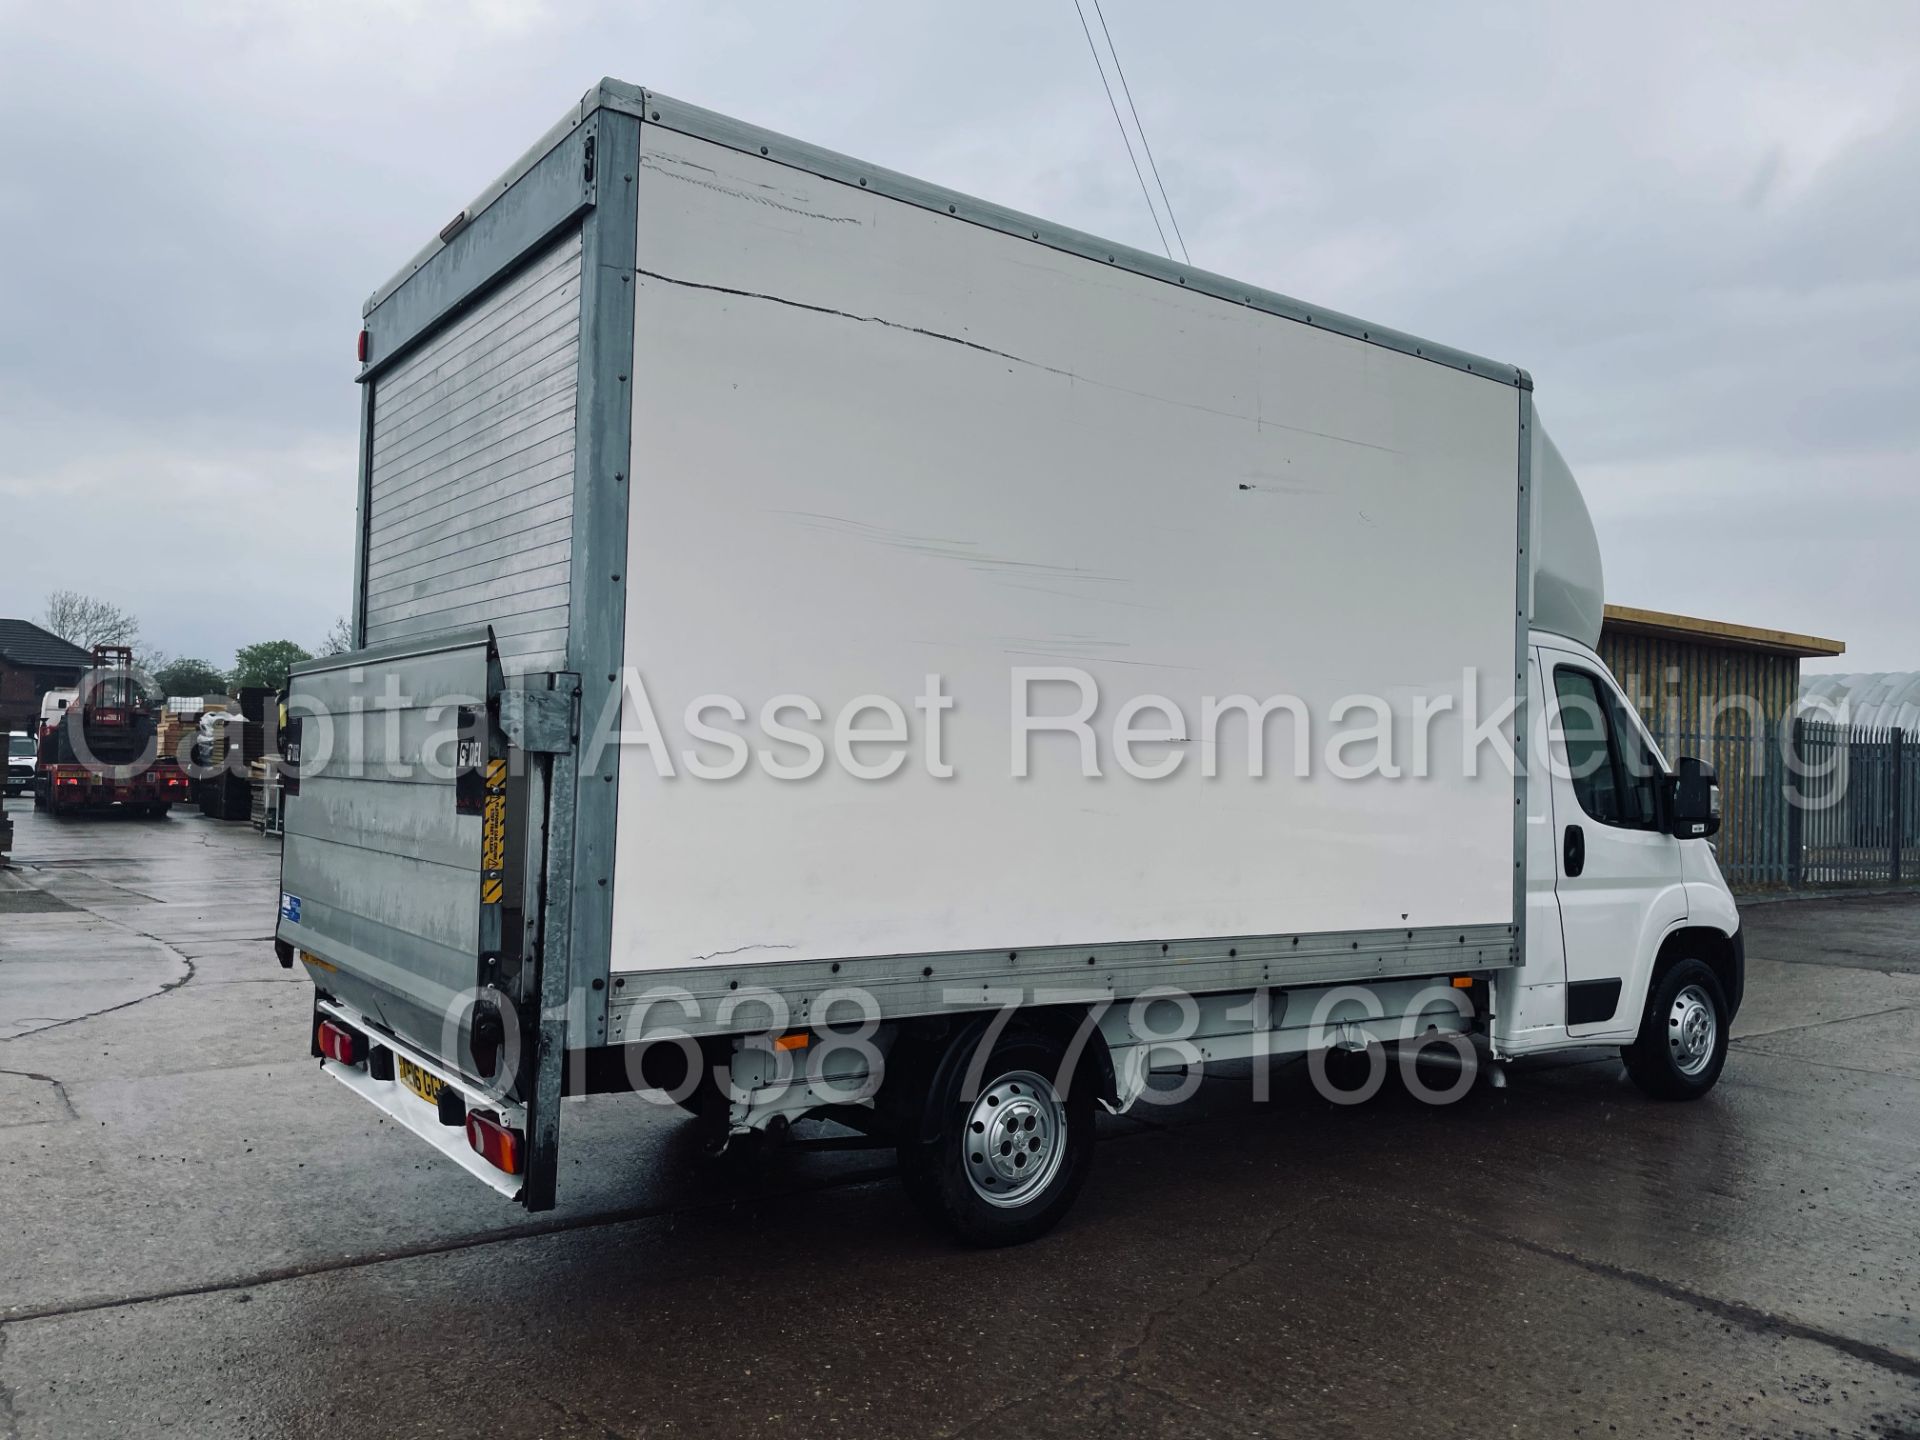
[275,80,1742,1245]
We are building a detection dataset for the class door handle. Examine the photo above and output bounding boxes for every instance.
[1563,824,1586,878]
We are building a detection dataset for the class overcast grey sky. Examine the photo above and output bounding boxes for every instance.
[2,1,1914,671]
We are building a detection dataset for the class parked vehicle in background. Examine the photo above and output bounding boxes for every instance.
[39,688,77,729]
[6,732,33,794]
[34,646,190,817]
[275,81,1744,1245]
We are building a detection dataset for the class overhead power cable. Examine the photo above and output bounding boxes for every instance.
[1089,0,1190,265]
[1070,0,1172,260]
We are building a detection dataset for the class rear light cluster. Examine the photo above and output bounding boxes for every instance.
[316,1019,364,1066]
[318,1013,526,1177]
[465,1112,524,1175]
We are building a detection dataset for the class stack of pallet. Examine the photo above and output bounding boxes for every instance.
[249,758,284,836]
[154,714,192,766]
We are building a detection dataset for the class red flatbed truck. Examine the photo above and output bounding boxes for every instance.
[33,645,191,817]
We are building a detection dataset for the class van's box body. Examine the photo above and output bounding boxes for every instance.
[275,81,1737,1237]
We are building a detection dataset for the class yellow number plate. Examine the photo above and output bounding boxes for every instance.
[397,1057,444,1106]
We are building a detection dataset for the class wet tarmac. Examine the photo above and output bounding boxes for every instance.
[1,796,1916,1437]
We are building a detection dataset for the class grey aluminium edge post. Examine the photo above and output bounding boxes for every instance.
[1513,385,1534,986]
[350,382,374,648]
[514,674,582,1212]
[521,102,640,1211]
[563,105,640,1057]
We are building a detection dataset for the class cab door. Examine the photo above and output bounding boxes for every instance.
[1540,645,1687,1040]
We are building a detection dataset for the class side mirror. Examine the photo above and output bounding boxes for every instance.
[1664,756,1720,839]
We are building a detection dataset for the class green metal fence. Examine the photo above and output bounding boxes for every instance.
[1594,626,1915,889]
[1788,721,1917,886]
[1653,720,1915,889]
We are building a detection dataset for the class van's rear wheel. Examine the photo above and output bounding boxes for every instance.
[1622,958,1729,1100]
[896,1025,1094,1247]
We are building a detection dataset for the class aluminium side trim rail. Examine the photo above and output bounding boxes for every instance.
[607,920,1517,1043]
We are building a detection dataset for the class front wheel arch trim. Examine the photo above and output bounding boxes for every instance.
[1650,924,1743,1022]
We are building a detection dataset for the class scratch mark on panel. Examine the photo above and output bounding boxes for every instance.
[1000,633,1133,657]
[640,154,861,225]
[636,268,1075,378]
[993,581,1166,613]
[689,943,796,963]
[773,511,1127,587]
[636,270,1398,454]
[1238,465,1327,497]
[1003,647,1203,672]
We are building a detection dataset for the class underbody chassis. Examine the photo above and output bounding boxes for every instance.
[308,970,1491,1207]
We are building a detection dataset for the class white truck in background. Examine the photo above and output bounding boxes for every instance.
[274,80,1741,1245]
[6,731,35,795]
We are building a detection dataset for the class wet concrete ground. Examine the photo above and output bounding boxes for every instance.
[1,796,1916,1438]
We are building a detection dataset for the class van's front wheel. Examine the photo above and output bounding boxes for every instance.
[1622,958,1729,1100]
[896,1025,1094,1247]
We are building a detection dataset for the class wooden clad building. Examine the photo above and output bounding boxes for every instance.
[1598,605,1846,887]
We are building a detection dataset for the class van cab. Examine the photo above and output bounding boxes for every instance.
[1494,631,1742,1099]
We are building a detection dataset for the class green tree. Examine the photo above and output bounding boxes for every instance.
[230,640,311,691]
[153,657,229,697]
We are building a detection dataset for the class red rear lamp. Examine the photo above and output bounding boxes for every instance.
[465,1111,524,1175]
[357,328,370,363]
[316,1019,365,1067]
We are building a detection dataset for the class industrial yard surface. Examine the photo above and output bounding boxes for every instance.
[1,797,1916,1438]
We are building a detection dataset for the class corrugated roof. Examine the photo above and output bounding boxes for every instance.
[1601,605,1845,658]
[0,619,97,671]
[1799,672,1920,731]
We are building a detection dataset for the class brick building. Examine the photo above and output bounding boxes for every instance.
[0,619,94,735]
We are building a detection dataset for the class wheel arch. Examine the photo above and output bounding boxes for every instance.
[1652,924,1744,1021]
[1017,1002,1119,1110]
[881,1002,1120,1142]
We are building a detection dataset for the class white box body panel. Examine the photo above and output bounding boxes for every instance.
[609,128,1521,973]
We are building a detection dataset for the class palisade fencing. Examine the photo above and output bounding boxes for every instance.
[1663,722,1779,888]
[1789,722,1916,886]
[1653,720,1915,889]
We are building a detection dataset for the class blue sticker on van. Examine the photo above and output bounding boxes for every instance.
[280,892,302,923]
